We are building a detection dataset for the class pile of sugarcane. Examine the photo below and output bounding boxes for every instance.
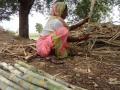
[0,61,86,90]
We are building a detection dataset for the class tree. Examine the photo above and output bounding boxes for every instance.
[45,0,120,23]
[19,0,35,38]
[75,0,120,22]
[0,0,35,38]
[35,23,43,33]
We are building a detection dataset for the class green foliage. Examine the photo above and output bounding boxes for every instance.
[56,0,65,2]
[45,0,120,23]
[0,0,18,20]
[35,23,43,33]
[0,0,119,22]
[75,0,114,22]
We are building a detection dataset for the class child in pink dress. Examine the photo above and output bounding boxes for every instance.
[36,2,69,58]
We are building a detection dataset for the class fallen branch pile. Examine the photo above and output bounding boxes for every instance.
[70,23,120,67]
[0,23,120,61]
[0,43,36,60]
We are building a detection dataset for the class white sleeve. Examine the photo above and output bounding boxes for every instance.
[40,19,64,36]
[49,19,63,31]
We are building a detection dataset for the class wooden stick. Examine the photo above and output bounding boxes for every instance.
[68,35,90,42]
[24,53,37,61]
[108,31,120,42]
[92,51,120,54]
[90,38,97,50]
[69,17,89,31]
[96,39,120,47]
[4,43,35,48]
[88,0,96,22]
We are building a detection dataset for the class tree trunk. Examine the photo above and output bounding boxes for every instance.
[19,0,34,38]
[19,8,29,38]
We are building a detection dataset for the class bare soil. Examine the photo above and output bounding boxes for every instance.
[0,24,120,90]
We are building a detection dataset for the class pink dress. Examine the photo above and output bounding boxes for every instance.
[36,17,69,58]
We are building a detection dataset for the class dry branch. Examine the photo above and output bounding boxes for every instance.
[108,31,120,41]
[96,39,120,47]
[92,51,120,54]
[69,17,89,31]
[68,35,90,42]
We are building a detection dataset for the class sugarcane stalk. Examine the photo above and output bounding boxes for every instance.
[0,68,45,90]
[0,75,24,90]
[14,63,72,90]
[16,61,51,78]
[0,61,60,90]
[0,80,17,90]
[0,62,23,75]
[16,61,86,90]
[16,61,37,72]
[0,63,10,72]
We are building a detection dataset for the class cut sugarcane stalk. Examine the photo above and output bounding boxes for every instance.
[16,61,37,72]
[0,75,25,90]
[0,61,86,90]
[14,64,72,90]
[0,79,17,90]
[0,68,45,90]
[0,62,23,75]
[16,61,86,90]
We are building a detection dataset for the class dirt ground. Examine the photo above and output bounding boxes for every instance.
[0,24,120,90]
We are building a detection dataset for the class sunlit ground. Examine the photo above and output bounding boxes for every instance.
[30,33,39,40]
